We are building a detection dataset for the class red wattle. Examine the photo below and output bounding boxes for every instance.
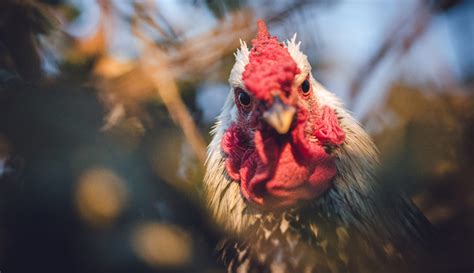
[221,106,345,208]
[221,124,249,180]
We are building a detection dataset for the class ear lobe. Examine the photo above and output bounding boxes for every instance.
[314,106,346,146]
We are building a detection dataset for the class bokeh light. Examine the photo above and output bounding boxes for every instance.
[76,167,128,227]
[131,222,193,268]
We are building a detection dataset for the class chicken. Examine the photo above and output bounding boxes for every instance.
[204,20,433,273]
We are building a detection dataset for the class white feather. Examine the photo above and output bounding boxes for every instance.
[286,33,311,84]
[229,40,250,89]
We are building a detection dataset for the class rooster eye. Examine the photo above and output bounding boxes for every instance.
[301,79,311,94]
[238,91,251,107]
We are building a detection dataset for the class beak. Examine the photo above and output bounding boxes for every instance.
[262,97,296,134]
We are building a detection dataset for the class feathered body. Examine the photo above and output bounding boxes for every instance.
[204,21,432,273]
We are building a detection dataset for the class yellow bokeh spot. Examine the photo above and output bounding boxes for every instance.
[76,168,128,226]
[131,222,193,268]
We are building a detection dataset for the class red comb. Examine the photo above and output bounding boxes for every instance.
[256,19,270,41]
[242,20,300,101]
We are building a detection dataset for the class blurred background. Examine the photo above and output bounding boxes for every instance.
[0,0,473,272]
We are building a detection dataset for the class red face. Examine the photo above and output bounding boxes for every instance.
[221,20,345,209]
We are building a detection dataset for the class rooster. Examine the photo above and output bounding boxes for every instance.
[204,20,432,273]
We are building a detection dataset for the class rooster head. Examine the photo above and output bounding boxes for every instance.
[221,20,346,209]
